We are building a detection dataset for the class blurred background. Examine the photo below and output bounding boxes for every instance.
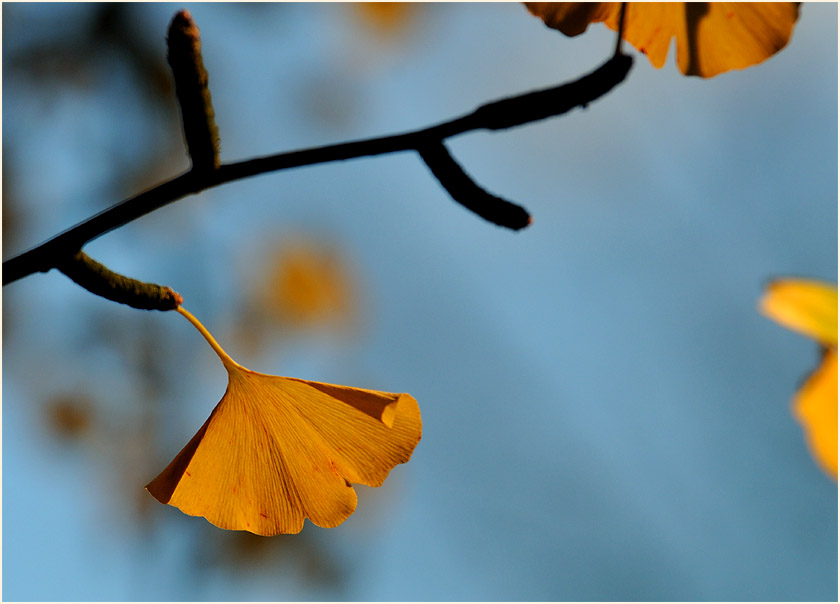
[2,2,837,600]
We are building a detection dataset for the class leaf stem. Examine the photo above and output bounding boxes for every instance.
[614,3,627,57]
[177,306,243,371]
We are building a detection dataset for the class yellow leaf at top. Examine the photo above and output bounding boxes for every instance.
[147,307,422,535]
[792,349,838,478]
[760,279,838,347]
[525,2,800,77]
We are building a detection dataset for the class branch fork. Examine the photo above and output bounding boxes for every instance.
[3,9,633,310]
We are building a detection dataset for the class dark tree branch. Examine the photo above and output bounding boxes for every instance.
[3,50,632,288]
[463,53,632,130]
[3,172,201,284]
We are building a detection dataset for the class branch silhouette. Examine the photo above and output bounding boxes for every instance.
[2,10,633,309]
[417,141,531,230]
[57,251,183,311]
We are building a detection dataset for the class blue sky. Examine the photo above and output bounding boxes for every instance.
[3,3,837,600]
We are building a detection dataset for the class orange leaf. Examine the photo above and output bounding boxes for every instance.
[760,278,837,479]
[147,307,422,535]
[792,349,838,479]
[525,2,800,78]
[760,279,838,347]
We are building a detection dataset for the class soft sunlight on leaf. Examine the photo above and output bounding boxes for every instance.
[761,279,838,479]
[525,2,800,77]
[146,307,421,535]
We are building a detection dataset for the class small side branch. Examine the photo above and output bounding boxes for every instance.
[417,141,531,230]
[56,251,182,311]
[167,10,220,172]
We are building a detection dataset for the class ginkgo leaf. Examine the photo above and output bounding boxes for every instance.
[760,278,838,479]
[146,307,422,535]
[792,348,837,478]
[525,2,800,78]
[760,278,838,347]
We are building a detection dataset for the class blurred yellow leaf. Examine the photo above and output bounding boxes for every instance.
[261,238,357,331]
[525,2,800,77]
[350,2,419,38]
[761,278,837,479]
[147,307,422,535]
[760,278,837,347]
[45,394,93,439]
[792,349,838,478]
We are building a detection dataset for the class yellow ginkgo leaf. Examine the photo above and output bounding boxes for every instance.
[525,2,800,78]
[760,278,838,479]
[792,348,838,478]
[146,307,422,535]
[760,278,838,347]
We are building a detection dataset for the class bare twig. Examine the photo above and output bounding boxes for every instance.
[3,26,633,293]
[167,10,220,172]
[417,141,531,230]
[56,251,182,311]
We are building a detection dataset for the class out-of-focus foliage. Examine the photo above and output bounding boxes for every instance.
[792,349,838,478]
[2,2,184,200]
[234,235,360,357]
[525,2,800,77]
[761,279,838,478]
[260,237,358,332]
[147,308,422,536]
[45,394,94,440]
[294,2,429,130]
[350,2,421,39]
